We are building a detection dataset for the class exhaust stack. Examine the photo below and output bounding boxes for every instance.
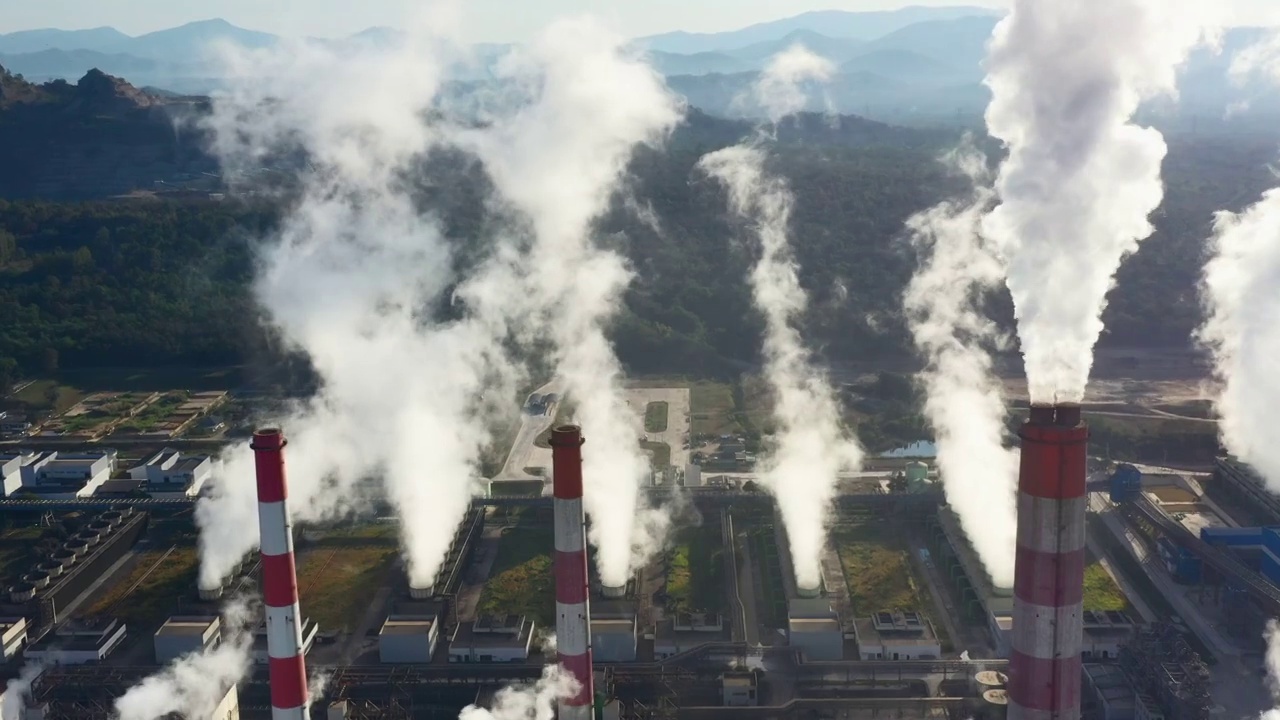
[1009,404,1087,720]
[252,428,309,720]
[551,425,593,720]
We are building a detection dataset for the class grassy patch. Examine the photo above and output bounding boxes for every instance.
[689,381,738,437]
[644,401,670,433]
[1083,559,1130,612]
[296,545,399,633]
[833,522,927,613]
[746,527,787,628]
[490,480,545,497]
[666,525,724,614]
[309,522,399,542]
[58,366,243,393]
[114,391,190,433]
[82,547,199,629]
[640,441,671,471]
[10,380,84,417]
[478,520,555,628]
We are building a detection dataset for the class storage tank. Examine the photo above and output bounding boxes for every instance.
[65,539,89,557]
[973,670,1008,694]
[981,689,1008,720]
[38,560,64,579]
[100,510,124,528]
[199,584,225,601]
[77,529,101,547]
[22,571,50,590]
[600,583,627,599]
[52,547,77,567]
[408,583,434,600]
[9,583,34,603]
[89,519,112,536]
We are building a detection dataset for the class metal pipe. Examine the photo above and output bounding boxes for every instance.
[252,428,308,720]
[1008,404,1088,720]
[551,425,593,720]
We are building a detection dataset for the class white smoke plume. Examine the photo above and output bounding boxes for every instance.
[699,52,862,588]
[980,0,1207,403]
[0,663,42,720]
[194,21,513,591]
[455,18,683,586]
[1198,185,1280,487]
[114,597,257,720]
[1261,620,1280,720]
[458,664,578,720]
[194,17,680,591]
[1232,31,1280,84]
[748,45,836,123]
[903,143,1019,588]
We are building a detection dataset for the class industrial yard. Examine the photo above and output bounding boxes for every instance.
[0,382,1275,720]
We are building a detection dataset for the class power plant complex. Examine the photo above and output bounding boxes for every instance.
[0,399,1270,720]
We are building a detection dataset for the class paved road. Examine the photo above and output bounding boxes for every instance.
[626,387,691,472]
[495,379,564,481]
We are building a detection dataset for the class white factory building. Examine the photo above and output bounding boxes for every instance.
[0,617,29,660]
[129,448,213,498]
[591,616,638,662]
[449,615,535,663]
[0,449,118,498]
[852,611,942,661]
[25,619,127,665]
[379,615,440,663]
[154,616,221,664]
[251,618,319,664]
[787,598,845,662]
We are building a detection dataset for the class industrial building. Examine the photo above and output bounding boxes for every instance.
[128,447,213,497]
[0,449,118,498]
[153,615,221,664]
[24,619,127,665]
[0,617,29,659]
[930,507,1015,655]
[591,616,638,662]
[448,615,535,663]
[852,611,941,661]
[1080,610,1138,661]
[379,615,440,663]
[250,617,319,664]
[655,613,727,659]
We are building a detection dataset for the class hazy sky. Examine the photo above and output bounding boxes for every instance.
[4,0,1279,42]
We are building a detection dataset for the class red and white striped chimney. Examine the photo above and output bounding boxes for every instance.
[551,425,593,720]
[1009,404,1087,720]
[252,428,309,720]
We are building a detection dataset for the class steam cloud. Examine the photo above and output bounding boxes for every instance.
[456,19,683,586]
[114,597,257,719]
[981,0,1206,402]
[458,664,578,720]
[1198,183,1280,486]
[749,45,835,122]
[0,664,41,720]
[903,144,1019,588]
[194,17,683,592]
[699,46,864,590]
[1262,620,1280,719]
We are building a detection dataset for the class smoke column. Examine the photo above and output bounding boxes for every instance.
[902,145,1019,588]
[0,664,41,720]
[745,45,835,122]
[698,46,863,590]
[194,16,679,592]
[981,0,1206,402]
[1263,620,1280,719]
[114,597,257,720]
[1198,33,1280,489]
[456,18,683,587]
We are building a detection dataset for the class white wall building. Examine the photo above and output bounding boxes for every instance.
[25,620,127,665]
[448,615,534,663]
[379,615,439,663]
[251,618,318,664]
[0,617,29,660]
[789,617,844,661]
[154,616,221,664]
[129,448,212,498]
[2,450,117,498]
[591,617,637,662]
[852,611,941,661]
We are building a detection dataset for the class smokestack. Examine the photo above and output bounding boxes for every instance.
[1009,404,1087,720]
[252,428,309,720]
[551,425,593,720]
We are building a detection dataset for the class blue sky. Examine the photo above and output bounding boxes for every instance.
[4,0,1279,42]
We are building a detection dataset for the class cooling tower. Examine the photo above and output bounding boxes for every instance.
[1008,404,1087,720]
[252,428,309,720]
[551,425,593,720]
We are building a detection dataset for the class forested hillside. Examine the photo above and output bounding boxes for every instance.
[0,101,1273,388]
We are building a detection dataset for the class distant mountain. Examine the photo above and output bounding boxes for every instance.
[122,19,277,59]
[637,5,1002,54]
[724,29,866,66]
[0,49,164,80]
[645,51,751,77]
[839,49,962,83]
[860,15,997,76]
[0,26,131,55]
